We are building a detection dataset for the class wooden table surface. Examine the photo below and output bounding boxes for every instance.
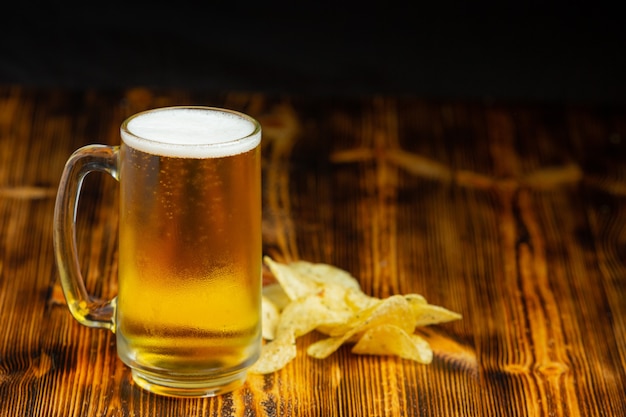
[0,86,625,416]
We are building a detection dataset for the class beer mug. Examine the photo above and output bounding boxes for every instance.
[53,106,262,397]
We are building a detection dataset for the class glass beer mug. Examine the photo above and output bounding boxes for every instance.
[53,106,262,397]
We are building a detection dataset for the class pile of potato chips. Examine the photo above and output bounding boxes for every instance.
[251,257,462,374]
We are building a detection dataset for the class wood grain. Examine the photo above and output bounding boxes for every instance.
[0,86,625,416]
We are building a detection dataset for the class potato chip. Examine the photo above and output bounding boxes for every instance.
[304,332,346,360]
[351,324,433,364]
[251,292,353,374]
[344,287,380,313]
[404,293,428,306]
[328,295,413,337]
[288,261,362,291]
[251,257,462,373]
[276,293,351,340]
[262,296,280,340]
[307,295,414,358]
[264,256,318,301]
[265,258,369,338]
[250,338,297,374]
[263,282,290,311]
[405,293,463,327]
[413,304,462,327]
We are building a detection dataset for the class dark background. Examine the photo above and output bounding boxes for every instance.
[2,2,625,103]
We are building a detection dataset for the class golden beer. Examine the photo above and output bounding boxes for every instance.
[115,108,262,396]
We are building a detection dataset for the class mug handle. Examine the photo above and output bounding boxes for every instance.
[53,145,119,332]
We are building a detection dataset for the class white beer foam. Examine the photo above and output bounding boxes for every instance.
[121,107,261,158]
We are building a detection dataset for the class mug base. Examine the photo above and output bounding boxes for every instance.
[130,368,247,398]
